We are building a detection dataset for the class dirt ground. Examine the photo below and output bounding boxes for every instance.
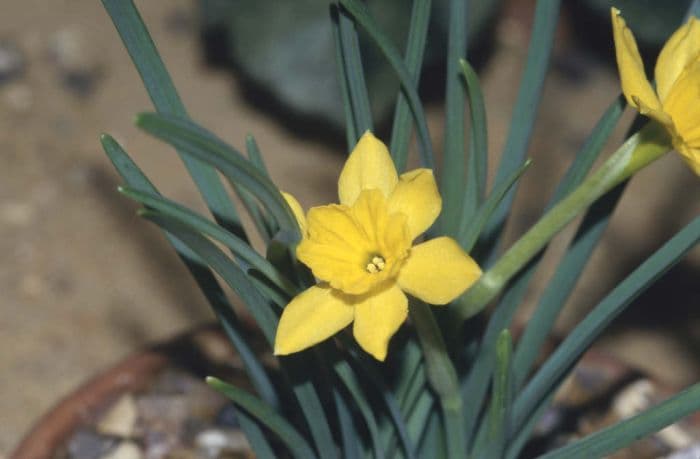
[1,0,698,453]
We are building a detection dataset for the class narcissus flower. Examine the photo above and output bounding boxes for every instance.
[275,132,481,360]
[611,8,700,175]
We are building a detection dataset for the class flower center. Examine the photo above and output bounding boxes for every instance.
[365,255,386,274]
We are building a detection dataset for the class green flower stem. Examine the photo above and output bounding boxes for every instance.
[410,301,465,459]
[452,121,671,323]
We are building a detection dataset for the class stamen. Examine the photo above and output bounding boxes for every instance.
[365,255,386,273]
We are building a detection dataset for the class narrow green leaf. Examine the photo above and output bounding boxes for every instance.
[476,96,625,390]
[484,330,512,459]
[246,134,271,179]
[121,187,297,297]
[135,113,299,236]
[331,5,359,149]
[101,134,158,193]
[389,0,432,172]
[147,216,336,458]
[100,0,246,242]
[510,183,624,389]
[539,382,700,459]
[480,0,562,264]
[438,0,469,237]
[236,410,278,459]
[144,214,280,343]
[405,391,435,448]
[281,356,340,459]
[339,0,435,168]
[333,360,385,458]
[460,264,529,447]
[333,389,362,459]
[417,409,446,459]
[512,217,700,431]
[207,377,318,459]
[505,390,555,459]
[458,99,622,440]
[101,135,279,409]
[458,159,532,252]
[410,301,464,459]
[341,342,417,459]
[460,59,489,227]
[337,4,373,137]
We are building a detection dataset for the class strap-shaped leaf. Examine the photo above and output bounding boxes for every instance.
[339,0,435,168]
[362,364,417,459]
[336,5,373,137]
[331,5,360,149]
[208,377,318,459]
[236,410,278,459]
[480,0,562,264]
[333,360,385,457]
[469,330,513,459]
[539,381,700,459]
[100,0,246,241]
[135,113,299,236]
[146,216,337,458]
[121,187,297,297]
[460,97,625,424]
[101,135,279,409]
[439,0,469,237]
[145,214,280,343]
[458,159,532,252]
[485,330,512,459]
[333,388,363,459]
[460,59,489,228]
[512,217,700,431]
[389,0,432,172]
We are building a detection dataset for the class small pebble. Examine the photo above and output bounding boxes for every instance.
[666,443,700,459]
[68,429,117,459]
[195,428,249,459]
[100,442,143,459]
[97,394,138,438]
[48,27,102,96]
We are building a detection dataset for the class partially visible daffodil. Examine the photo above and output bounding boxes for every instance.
[275,132,481,360]
[612,7,700,175]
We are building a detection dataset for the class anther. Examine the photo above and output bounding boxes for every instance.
[366,255,386,273]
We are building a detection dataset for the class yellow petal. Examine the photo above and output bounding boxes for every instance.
[350,189,412,281]
[297,204,372,294]
[274,285,354,355]
[398,237,481,305]
[352,284,407,361]
[655,17,700,102]
[611,8,662,113]
[662,60,700,149]
[338,131,399,206]
[282,191,307,234]
[387,169,442,240]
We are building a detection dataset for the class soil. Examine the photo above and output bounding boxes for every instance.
[2,0,699,453]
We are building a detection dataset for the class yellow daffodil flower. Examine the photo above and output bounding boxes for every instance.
[612,8,700,175]
[275,132,481,360]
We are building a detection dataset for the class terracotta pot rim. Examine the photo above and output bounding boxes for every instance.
[10,325,222,459]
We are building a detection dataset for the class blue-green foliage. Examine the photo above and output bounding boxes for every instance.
[100,1,700,458]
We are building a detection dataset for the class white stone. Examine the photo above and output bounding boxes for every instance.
[97,394,138,438]
[101,442,143,459]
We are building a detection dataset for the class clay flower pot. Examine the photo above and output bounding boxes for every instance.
[12,324,699,459]
[11,325,259,459]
